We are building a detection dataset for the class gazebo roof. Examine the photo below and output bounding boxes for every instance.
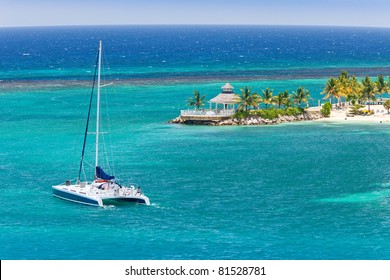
[209,93,240,104]
[221,83,234,92]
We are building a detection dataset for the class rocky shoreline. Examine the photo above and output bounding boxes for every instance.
[169,111,323,126]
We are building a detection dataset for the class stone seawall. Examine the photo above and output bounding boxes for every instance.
[169,111,323,126]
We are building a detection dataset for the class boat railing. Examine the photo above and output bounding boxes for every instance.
[180,109,236,117]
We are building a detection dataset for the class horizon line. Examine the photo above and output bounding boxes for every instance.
[1,23,390,29]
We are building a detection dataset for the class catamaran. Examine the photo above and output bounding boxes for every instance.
[52,41,150,207]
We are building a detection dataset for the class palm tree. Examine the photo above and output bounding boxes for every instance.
[387,75,390,98]
[260,87,274,109]
[322,71,360,108]
[346,76,363,105]
[361,76,376,111]
[293,87,310,108]
[375,75,388,101]
[281,90,293,108]
[275,91,286,108]
[383,100,390,114]
[336,71,353,106]
[237,86,260,111]
[283,97,294,108]
[321,77,338,106]
[337,70,351,98]
[187,90,205,110]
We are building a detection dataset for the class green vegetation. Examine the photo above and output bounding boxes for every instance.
[383,100,390,114]
[260,87,274,109]
[232,85,310,120]
[320,102,331,117]
[361,76,376,111]
[232,110,250,119]
[321,71,389,110]
[274,92,284,108]
[284,107,303,116]
[348,104,364,115]
[187,91,206,110]
[293,87,310,108]
[237,86,309,110]
[233,107,303,120]
[237,87,261,111]
[375,75,387,100]
[321,77,338,104]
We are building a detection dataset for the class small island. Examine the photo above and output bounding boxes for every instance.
[170,71,390,125]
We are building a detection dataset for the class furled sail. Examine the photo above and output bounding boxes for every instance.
[95,166,115,180]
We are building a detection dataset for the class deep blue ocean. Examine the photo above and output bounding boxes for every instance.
[1,26,390,260]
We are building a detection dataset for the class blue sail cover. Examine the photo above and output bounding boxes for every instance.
[95,166,115,180]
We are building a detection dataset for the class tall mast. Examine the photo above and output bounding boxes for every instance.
[76,42,100,183]
[95,40,102,168]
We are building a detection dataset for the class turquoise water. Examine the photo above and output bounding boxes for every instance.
[1,26,390,260]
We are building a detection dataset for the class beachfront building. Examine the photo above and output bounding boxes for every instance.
[209,83,239,111]
[180,83,240,121]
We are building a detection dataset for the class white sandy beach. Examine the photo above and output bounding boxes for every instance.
[309,104,390,123]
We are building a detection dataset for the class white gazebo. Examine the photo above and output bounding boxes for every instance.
[180,83,240,120]
[209,83,240,111]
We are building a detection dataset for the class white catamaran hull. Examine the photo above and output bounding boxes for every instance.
[52,183,150,207]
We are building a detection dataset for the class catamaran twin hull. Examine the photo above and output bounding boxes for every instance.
[52,183,150,207]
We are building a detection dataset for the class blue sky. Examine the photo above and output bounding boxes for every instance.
[1,0,390,27]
